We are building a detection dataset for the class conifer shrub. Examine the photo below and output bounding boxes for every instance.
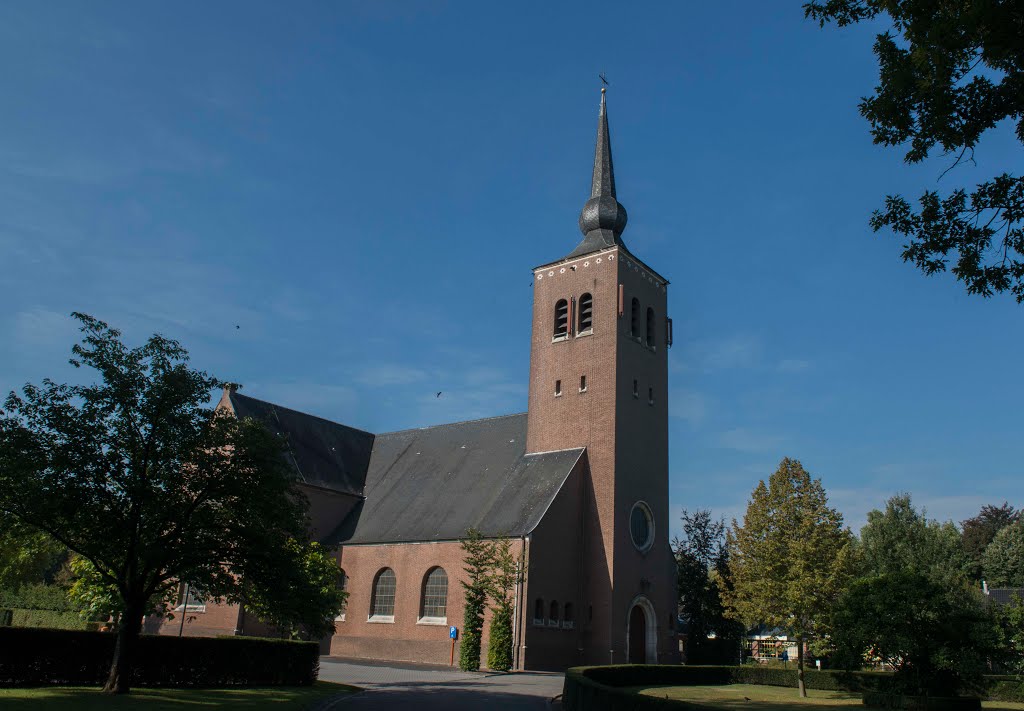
[487,605,513,672]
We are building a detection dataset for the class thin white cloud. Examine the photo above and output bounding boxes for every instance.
[11,308,77,349]
[716,427,784,453]
[670,388,707,425]
[355,364,428,386]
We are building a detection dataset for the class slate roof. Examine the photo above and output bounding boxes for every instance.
[987,588,1024,605]
[229,392,373,497]
[228,392,585,545]
[327,413,585,545]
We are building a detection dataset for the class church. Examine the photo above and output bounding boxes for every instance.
[159,90,678,671]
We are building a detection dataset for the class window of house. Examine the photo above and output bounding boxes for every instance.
[174,583,205,613]
[369,568,396,621]
[630,298,640,337]
[533,598,544,626]
[419,567,448,623]
[335,568,347,621]
[646,307,655,347]
[554,299,569,339]
[549,600,560,627]
[579,375,587,393]
[563,602,575,630]
[555,379,562,397]
[578,293,593,333]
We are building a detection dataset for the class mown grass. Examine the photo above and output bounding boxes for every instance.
[0,681,359,709]
[629,684,1024,711]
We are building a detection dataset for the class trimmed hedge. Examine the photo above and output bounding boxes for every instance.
[9,609,96,631]
[0,627,319,687]
[862,692,981,711]
[987,678,1024,703]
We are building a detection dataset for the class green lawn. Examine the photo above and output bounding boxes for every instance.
[0,681,360,709]
[629,684,1024,711]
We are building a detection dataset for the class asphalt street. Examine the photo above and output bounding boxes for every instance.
[317,658,565,710]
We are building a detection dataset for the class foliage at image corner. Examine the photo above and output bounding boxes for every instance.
[0,312,344,693]
[804,0,1024,303]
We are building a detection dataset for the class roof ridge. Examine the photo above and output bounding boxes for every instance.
[231,391,376,438]
[375,412,527,437]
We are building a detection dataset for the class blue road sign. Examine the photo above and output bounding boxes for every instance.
[449,626,458,639]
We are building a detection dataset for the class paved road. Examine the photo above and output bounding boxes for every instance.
[317,658,565,710]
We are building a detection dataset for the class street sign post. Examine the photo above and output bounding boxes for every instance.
[449,626,458,666]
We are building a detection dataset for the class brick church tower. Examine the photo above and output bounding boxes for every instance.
[525,89,676,665]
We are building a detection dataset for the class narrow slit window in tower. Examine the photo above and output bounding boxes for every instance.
[554,299,569,339]
[648,387,654,405]
[555,379,562,397]
[633,379,639,399]
[579,374,587,392]
[578,293,593,333]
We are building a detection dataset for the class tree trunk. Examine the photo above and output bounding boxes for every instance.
[796,635,807,698]
[103,597,144,694]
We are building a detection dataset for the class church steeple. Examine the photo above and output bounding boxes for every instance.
[568,88,628,259]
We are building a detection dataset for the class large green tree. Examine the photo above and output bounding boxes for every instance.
[832,572,995,695]
[962,503,1020,581]
[674,509,743,664]
[0,512,66,590]
[0,314,340,694]
[859,493,969,585]
[805,0,1024,301]
[724,458,855,697]
[983,521,1024,587]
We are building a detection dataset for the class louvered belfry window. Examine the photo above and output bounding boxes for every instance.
[421,567,448,619]
[371,568,396,617]
[646,307,655,347]
[578,293,593,333]
[554,299,569,338]
[630,298,640,337]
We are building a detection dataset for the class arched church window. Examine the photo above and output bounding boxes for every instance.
[549,600,559,626]
[646,307,655,347]
[554,299,569,339]
[630,298,640,337]
[533,598,544,626]
[370,568,396,619]
[578,293,593,333]
[563,602,575,629]
[335,568,348,621]
[420,567,448,621]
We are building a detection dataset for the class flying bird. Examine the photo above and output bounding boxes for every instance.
[436,392,442,398]
[235,325,240,329]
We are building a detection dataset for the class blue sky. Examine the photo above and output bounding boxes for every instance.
[1,1,1020,536]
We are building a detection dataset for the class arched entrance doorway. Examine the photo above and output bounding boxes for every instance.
[626,595,657,664]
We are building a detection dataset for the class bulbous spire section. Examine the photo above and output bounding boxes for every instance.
[567,89,628,259]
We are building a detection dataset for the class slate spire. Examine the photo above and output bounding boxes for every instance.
[569,88,628,259]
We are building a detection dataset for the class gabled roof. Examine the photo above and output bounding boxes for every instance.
[229,391,373,497]
[226,391,586,545]
[326,413,585,545]
[987,588,1024,605]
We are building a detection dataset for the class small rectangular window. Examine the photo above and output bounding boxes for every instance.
[648,387,654,405]
[555,379,562,397]
[633,379,639,399]
[579,375,587,392]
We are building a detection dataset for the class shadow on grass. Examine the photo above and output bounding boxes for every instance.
[0,681,358,710]
[626,684,863,711]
